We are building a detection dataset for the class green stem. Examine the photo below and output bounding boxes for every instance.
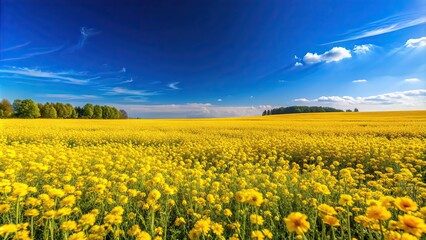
[346,206,351,240]
[379,220,384,240]
[15,197,20,224]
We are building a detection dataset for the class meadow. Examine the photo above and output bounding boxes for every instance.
[1,111,426,240]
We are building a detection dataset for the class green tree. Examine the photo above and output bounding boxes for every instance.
[93,105,103,119]
[354,108,359,112]
[102,105,113,119]
[82,104,94,118]
[0,99,14,118]
[15,99,40,118]
[41,104,57,118]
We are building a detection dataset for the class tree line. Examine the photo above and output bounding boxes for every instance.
[262,106,359,115]
[0,98,128,119]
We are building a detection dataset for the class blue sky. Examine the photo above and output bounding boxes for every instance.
[0,0,425,118]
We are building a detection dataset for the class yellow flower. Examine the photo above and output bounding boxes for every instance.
[60,221,77,232]
[317,204,337,216]
[366,205,392,221]
[60,195,76,207]
[339,194,354,206]
[80,213,97,226]
[284,212,310,235]
[0,204,10,213]
[395,197,418,213]
[193,218,211,235]
[148,189,161,201]
[211,222,224,236]
[69,231,86,240]
[262,229,273,239]
[12,183,29,197]
[397,214,426,237]
[224,209,233,217]
[250,214,265,225]
[24,209,39,217]
[110,206,124,216]
[322,215,340,227]
[251,230,265,240]
[0,224,18,235]
[128,225,141,236]
[174,217,186,227]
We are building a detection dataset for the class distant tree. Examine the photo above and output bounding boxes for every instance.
[82,104,94,118]
[13,99,22,115]
[41,103,57,118]
[262,110,267,116]
[74,106,83,118]
[70,106,78,118]
[111,107,121,119]
[93,105,103,119]
[265,106,344,115]
[346,109,352,112]
[15,99,40,118]
[55,103,67,118]
[102,105,113,119]
[0,99,14,118]
[120,109,128,119]
[64,104,74,118]
[354,108,359,112]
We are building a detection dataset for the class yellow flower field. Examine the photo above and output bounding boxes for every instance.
[1,111,426,240]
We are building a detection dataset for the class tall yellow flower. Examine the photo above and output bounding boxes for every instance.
[397,214,426,237]
[284,212,310,235]
[366,205,392,221]
[395,197,418,213]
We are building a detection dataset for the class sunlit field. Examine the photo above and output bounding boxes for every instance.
[1,111,426,240]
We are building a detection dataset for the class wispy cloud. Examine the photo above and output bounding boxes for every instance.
[325,13,426,44]
[352,79,367,83]
[0,42,31,52]
[294,62,303,67]
[353,44,374,54]
[404,78,421,83]
[303,47,351,64]
[105,87,159,96]
[167,82,180,90]
[68,27,100,51]
[405,36,426,48]
[113,103,273,118]
[0,46,63,62]
[119,78,134,84]
[42,94,99,100]
[0,67,92,85]
[294,98,310,102]
[293,89,426,110]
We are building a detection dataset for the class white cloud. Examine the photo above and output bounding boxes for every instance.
[405,37,426,48]
[0,67,91,85]
[352,79,367,83]
[325,13,426,44]
[217,99,223,102]
[105,87,158,96]
[0,42,31,52]
[293,89,426,110]
[294,98,310,102]
[42,94,99,100]
[353,44,374,54]
[303,47,351,64]
[404,78,421,83]
[119,78,133,84]
[294,62,303,67]
[167,82,180,90]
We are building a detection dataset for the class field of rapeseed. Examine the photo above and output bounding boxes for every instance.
[1,111,426,240]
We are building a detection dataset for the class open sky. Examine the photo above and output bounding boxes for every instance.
[1,0,425,118]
